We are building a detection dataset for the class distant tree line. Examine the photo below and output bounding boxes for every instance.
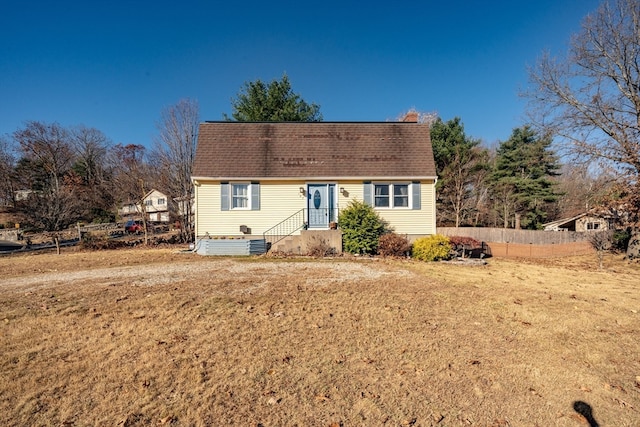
[3,8,639,263]
[0,74,321,246]
[432,0,640,260]
[430,117,567,230]
[0,99,200,245]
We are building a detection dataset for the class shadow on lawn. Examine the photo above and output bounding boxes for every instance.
[573,401,600,427]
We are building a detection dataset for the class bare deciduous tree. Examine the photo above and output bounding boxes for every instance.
[552,162,616,219]
[0,136,17,209]
[429,117,490,227]
[70,126,114,222]
[153,98,199,242]
[395,109,439,126]
[111,143,151,245]
[588,230,614,270]
[526,0,640,258]
[13,121,82,253]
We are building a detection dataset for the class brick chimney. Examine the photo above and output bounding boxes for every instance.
[402,111,419,122]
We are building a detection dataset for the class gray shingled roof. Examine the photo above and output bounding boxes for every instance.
[192,121,436,179]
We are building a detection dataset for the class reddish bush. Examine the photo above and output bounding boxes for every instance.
[448,236,482,249]
[377,233,412,257]
[448,236,483,258]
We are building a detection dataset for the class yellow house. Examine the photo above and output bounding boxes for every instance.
[191,118,437,252]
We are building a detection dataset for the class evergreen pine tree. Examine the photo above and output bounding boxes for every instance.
[490,126,561,229]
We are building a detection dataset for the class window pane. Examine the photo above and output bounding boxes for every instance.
[374,184,389,207]
[233,184,247,197]
[394,184,409,207]
[233,196,247,208]
[375,185,389,196]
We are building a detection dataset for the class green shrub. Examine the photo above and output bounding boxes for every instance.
[377,233,411,257]
[612,228,631,252]
[338,199,388,255]
[412,235,452,261]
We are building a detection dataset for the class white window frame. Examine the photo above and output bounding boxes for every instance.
[373,183,411,209]
[231,183,251,210]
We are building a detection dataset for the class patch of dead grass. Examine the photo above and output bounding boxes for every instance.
[0,249,639,426]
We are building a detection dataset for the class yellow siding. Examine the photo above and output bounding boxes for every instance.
[195,179,436,237]
[336,180,436,235]
[336,182,363,210]
[194,182,219,237]
[196,180,307,237]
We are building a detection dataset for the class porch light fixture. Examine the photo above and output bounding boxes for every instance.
[299,187,305,194]
[340,187,346,194]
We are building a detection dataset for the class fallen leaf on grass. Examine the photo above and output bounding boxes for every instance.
[613,397,637,411]
[267,397,281,405]
[568,413,588,424]
[158,415,174,424]
[432,413,445,423]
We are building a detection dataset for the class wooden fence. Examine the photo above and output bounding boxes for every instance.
[437,227,594,258]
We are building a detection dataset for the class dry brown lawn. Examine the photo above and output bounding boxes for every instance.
[0,248,639,426]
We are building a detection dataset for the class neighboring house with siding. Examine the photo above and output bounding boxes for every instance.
[191,117,437,250]
[542,212,614,232]
[119,189,170,223]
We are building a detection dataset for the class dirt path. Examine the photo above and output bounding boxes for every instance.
[0,252,411,293]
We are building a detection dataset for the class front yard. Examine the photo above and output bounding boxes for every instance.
[1,248,639,426]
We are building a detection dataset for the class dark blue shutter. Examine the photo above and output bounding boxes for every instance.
[250,182,260,210]
[363,181,372,205]
[411,181,421,210]
[220,182,229,211]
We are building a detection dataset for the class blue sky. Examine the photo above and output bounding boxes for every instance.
[1,1,601,149]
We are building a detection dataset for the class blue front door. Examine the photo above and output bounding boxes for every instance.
[307,184,336,228]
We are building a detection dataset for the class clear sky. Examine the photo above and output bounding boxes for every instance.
[1,0,601,149]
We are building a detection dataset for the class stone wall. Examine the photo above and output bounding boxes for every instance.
[0,229,19,242]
